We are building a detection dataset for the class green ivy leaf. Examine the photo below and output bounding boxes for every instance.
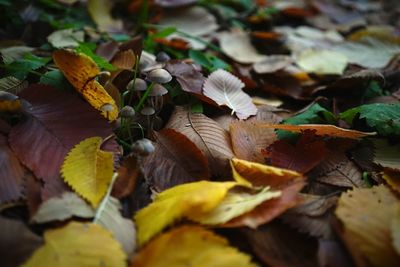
[340,103,400,136]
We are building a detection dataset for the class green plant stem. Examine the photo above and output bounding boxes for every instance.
[135,82,154,111]
[128,55,141,106]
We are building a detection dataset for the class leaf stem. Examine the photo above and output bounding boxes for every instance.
[93,172,119,223]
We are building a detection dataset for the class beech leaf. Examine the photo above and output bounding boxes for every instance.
[203,69,257,120]
[61,136,114,207]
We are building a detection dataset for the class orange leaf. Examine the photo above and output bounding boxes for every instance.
[262,124,376,139]
[53,49,118,121]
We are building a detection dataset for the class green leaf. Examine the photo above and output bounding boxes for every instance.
[278,104,335,139]
[39,70,72,91]
[363,81,384,100]
[340,103,400,136]
[4,53,50,80]
[189,50,230,72]
[75,42,116,71]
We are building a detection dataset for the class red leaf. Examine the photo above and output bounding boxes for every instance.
[266,130,328,173]
[9,85,120,184]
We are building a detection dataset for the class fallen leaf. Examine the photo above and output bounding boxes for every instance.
[0,46,34,64]
[155,0,197,7]
[0,76,28,94]
[53,49,118,121]
[0,134,25,203]
[94,196,136,256]
[382,169,400,194]
[281,194,338,238]
[47,29,84,48]
[131,226,258,267]
[0,91,23,113]
[203,69,257,120]
[317,239,354,267]
[134,180,237,245]
[87,0,124,33]
[335,185,400,267]
[253,55,293,74]
[165,60,206,95]
[142,128,210,191]
[230,120,276,163]
[31,192,94,223]
[112,155,140,199]
[0,216,43,267]
[262,124,376,139]
[218,30,266,64]
[111,50,136,70]
[9,85,119,185]
[266,131,329,174]
[189,187,281,225]
[392,205,400,255]
[372,139,400,171]
[22,222,126,267]
[61,136,114,207]
[166,106,234,177]
[296,49,348,75]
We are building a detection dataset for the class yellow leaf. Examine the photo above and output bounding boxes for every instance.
[135,181,237,246]
[131,226,258,267]
[53,49,118,121]
[87,0,123,33]
[335,185,400,267]
[189,187,281,225]
[23,222,126,267]
[297,49,348,75]
[392,205,400,255]
[61,136,114,207]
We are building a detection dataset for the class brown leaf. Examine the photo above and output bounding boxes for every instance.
[203,69,257,120]
[0,216,43,267]
[281,194,338,239]
[112,155,140,199]
[165,60,206,95]
[9,85,120,185]
[142,128,210,191]
[230,121,276,163]
[25,174,42,217]
[0,118,11,134]
[309,150,365,188]
[0,133,25,204]
[266,131,329,174]
[243,221,318,267]
[166,106,234,177]
[317,239,354,267]
[111,50,136,70]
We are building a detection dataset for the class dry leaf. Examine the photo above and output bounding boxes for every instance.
[335,185,400,267]
[166,106,234,177]
[372,139,400,171]
[47,29,84,48]
[165,60,206,95]
[262,124,376,139]
[382,169,400,193]
[203,69,257,120]
[296,49,348,75]
[266,131,328,174]
[94,196,136,256]
[0,216,43,267]
[111,50,136,70]
[134,180,237,245]
[0,134,25,203]
[142,129,210,191]
[230,120,277,163]
[22,222,126,267]
[253,55,293,74]
[31,192,94,223]
[87,0,123,33]
[53,49,118,121]
[218,30,266,64]
[131,226,258,267]
[392,205,400,255]
[61,136,114,207]
[112,155,139,198]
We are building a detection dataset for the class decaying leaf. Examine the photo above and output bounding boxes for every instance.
[53,49,118,121]
[131,226,258,267]
[253,55,293,74]
[112,155,140,198]
[266,131,328,174]
[230,120,277,163]
[22,222,126,267]
[165,60,206,95]
[335,185,400,267]
[166,106,234,177]
[0,216,43,267]
[47,29,84,48]
[382,169,400,193]
[142,129,210,191]
[135,181,237,245]
[189,187,281,225]
[296,49,348,75]
[0,76,28,94]
[61,136,114,207]
[87,0,123,33]
[0,134,25,204]
[0,91,23,113]
[203,69,257,120]
[31,192,94,223]
[262,124,376,139]
[392,205,400,255]
[111,50,136,70]
[372,139,400,171]
[94,196,136,256]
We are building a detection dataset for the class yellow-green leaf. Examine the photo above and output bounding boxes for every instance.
[189,187,281,225]
[61,136,113,207]
[22,222,126,267]
[131,226,258,267]
[134,181,237,246]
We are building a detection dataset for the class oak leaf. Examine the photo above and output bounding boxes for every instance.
[131,226,258,267]
[203,69,257,120]
[22,222,126,267]
[53,49,118,121]
[61,136,114,207]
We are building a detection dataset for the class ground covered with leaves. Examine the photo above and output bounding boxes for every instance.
[1,0,400,266]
